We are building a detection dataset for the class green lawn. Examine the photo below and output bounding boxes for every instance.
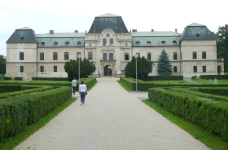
[145,80,191,84]
[192,79,228,84]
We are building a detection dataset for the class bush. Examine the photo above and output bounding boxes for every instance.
[200,75,228,80]
[191,75,196,80]
[0,86,72,140]
[32,77,69,81]
[148,87,228,141]
[14,77,22,80]
[0,74,3,81]
[0,85,21,93]
[4,77,12,80]
[145,76,183,81]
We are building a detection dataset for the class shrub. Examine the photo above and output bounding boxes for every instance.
[200,75,228,80]
[191,75,196,80]
[32,77,69,81]
[14,77,23,80]
[4,77,12,80]
[145,76,183,81]
[0,74,3,81]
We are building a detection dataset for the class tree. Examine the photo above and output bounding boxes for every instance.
[125,56,153,80]
[215,24,228,72]
[64,58,96,81]
[157,49,172,76]
[0,55,6,75]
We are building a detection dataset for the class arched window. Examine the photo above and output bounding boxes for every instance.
[196,34,200,38]
[136,52,140,57]
[103,39,107,46]
[193,51,197,59]
[40,52,44,60]
[136,41,140,45]
[110,38,114,46]
[202,51,206,59]
[161,41,166,44]
[65,41,69,46]
[147,41,151,44]
[147,52,151,61]
[41,42,45,46]
[173,52,177,60]
[77,41,81,46]
[53,52,58,60]
[20,37,24,42]
[88,52,92,60]
[19,52,24,60]
[125,53,129,60]
[172,40,177,44]
[64,52,69,60]
[106,33,110,37]
[54,42,58,46]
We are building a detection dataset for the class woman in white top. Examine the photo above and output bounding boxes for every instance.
[79,80,87,106]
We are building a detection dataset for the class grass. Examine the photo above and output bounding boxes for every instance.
[145,80,191,84]
[117,80,132,91]
[192,79,228,84]
[143,99,228,150]
[0,97,77,150]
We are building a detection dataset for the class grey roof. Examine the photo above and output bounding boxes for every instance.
[131,31,180,37]
[17,26,33,30]
[96,13,120,18]
[37,37,84,47]
[6,28,37,43]
[89,13,128,33]
[132,36,181,46]
[36,32,85,38]
[181,23,216,40]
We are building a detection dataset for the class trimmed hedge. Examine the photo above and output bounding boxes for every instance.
[14,77,22,80]
[145,76,183,81]
[148,88,228,141]
[0,85,21,93]
[190,87,228,97]
[120,77,228,91]
[3,77,12,80]
[191,75,196,80]
[0,86,72,140]
[200,75,228,80]
[32,77,69,81]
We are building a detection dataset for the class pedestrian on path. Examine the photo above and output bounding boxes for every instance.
[79,80,87,105]
[72,77,77,95]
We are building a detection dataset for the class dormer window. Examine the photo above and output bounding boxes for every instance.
[196,34,200,38]
[65,41,69,46]
[161,41,166,44]
[147,41,151,44]
[41,42,45,46]
[20,37,24,42]
[77,41,81,46]
[106,33,110,37]
[54,42,58,46]
[172,40,177,44]
[136,41,140,45]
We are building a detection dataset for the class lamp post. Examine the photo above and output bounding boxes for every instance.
[77,54,81,85]
[134,54,138,93]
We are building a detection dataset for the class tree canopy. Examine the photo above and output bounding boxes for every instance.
[0,55,6,75]
[157,49,172,76]
[125,56,153,80]
[64,58,96,81]
[215,24,228,72]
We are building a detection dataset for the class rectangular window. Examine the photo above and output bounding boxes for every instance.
[64,52,69,60]
[54,66,57,72]
[53,52,58,60]
[103,53,107,60]
[40,52,44,60]
[203,66,206,72]
[109,53,113,60]
[20,66,24,72]
[20,52,24,60]
[173,66,177,73]
[40,66,44,72]
[147,53,151,61]
[88,52,92,60]
[193,66,197,73]
[125,53,129,60]
[173,52,177,60]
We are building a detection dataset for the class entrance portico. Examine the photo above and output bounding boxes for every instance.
[100,60,116,76]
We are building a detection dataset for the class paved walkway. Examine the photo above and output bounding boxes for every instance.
[14,77,210,150]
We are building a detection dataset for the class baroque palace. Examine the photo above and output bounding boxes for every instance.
[6,13,224,80]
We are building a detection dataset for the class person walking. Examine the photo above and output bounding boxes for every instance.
[72,77,77,95]
[79,80,87,106]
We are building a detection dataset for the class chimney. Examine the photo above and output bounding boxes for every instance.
[175,29,177,33]
[132,29,137,32]
[49,30,54,34]
[75,30,78,33]
[151,29,154,32]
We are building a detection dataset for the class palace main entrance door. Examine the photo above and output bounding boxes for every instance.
[104,65,112,76]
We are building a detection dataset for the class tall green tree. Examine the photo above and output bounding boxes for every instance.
[157,49,172,75]
[125,56,153,80]
[215,24,228,72]
[0,55,6,75]
[64,58,96,81]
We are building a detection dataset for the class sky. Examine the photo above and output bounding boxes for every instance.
[0,0,227,56]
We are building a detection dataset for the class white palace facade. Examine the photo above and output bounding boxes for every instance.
[6,13,224,80]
